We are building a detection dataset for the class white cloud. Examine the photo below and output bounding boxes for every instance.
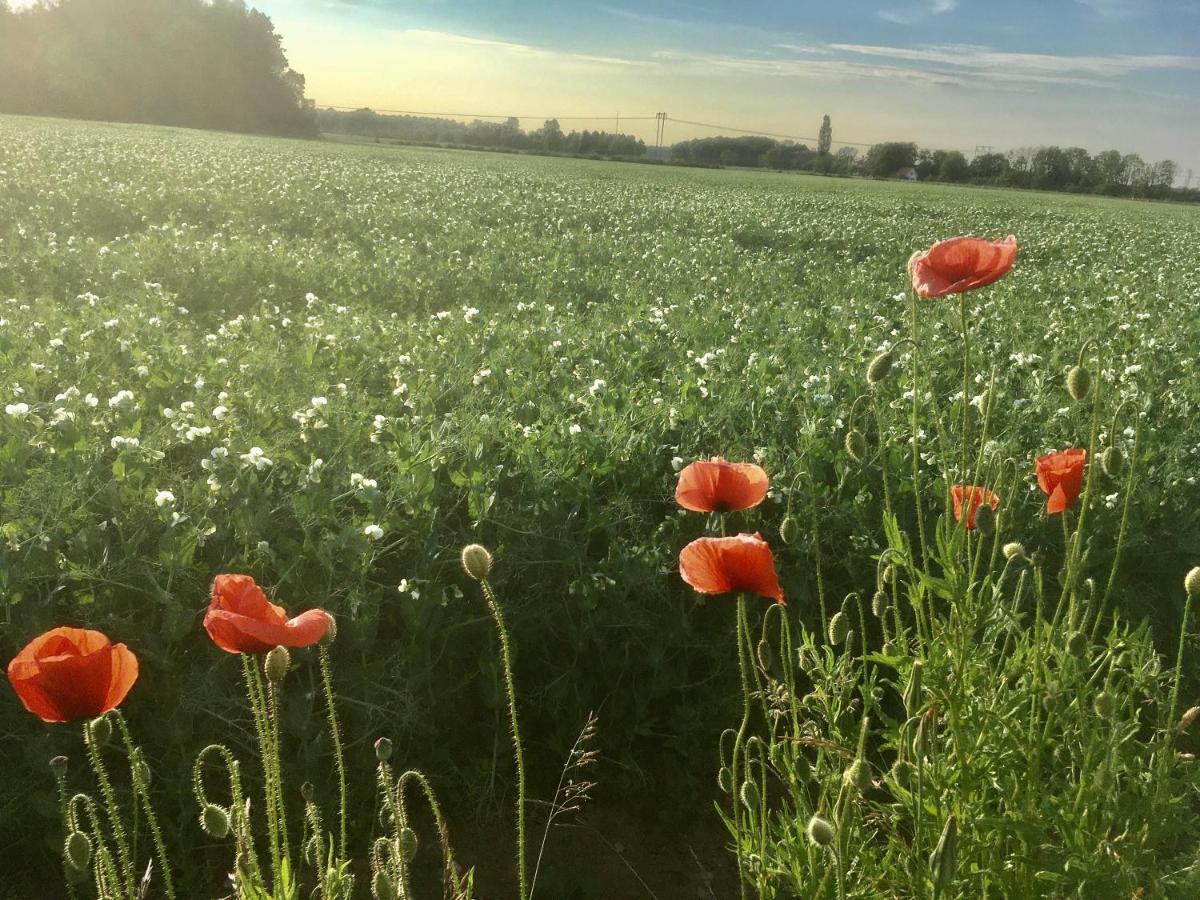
[879,0,959,25]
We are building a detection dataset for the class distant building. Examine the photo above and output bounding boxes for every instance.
[897,167,918,181]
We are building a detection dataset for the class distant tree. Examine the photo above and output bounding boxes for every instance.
[968,152,1009,182]
[833,146,859,175]
[939,150,969,183]
[866,142,917,177]
[535,118,565,151]
[817,114,832,156]
[1031,146,1071,190]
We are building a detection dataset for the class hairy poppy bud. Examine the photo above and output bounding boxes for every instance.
[372,870,397,900]
[779,515,800,545]
[265,646,290,683]
[881,564,895,585]
[867,350,896,385]
[844,429,867,462]
[871,590,889,618]
[321,612,338,645]
[201,804,231,839]
[973,502,996,536]
[1186,567,1200,600]
[65,831,92,872]
[844,758,871,794]
[1179,706,1200,732]
[50,755,68,777]
[1101,445,1124,478]
[1003,542,1026,562]
[461,544,492,580]
[756,637,773,671]
[1066,631,1087,658]
[903,661,924,716]
[375,737,393,762]
[718,766,732,794]
[828,611,849,645]
[740,779,761,811]
[1066,365,1092,402]
[882,640,899,657]
[1093,691,1116,718]
[890,759,916,791]
[807,815,835,847]
[88,715,111,747]
[301,782,315,802]
[399,826,418,862]
[914,713,932,758]
[930,814,957,893]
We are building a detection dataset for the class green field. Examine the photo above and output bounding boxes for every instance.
[3,115,1200,897]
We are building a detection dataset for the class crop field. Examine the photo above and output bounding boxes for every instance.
[3,115,1200,898]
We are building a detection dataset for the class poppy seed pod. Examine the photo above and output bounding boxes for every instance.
[1003,542,1026,561]
[1066,631,1087,658]
[461,544,493,580]
[867,350,896,385]
[1102,445,1124,478]
[930,815,958,893]
[844,429,867,462]
[871,590,889,619]
[740,779,761,811]
[807,815,835,847]
[844,758,872,794]
[828,611,849,645]
[779,515,800,545]
[65,831,92,872]
[399,826,419,862]
[1094,691,1116,718]
[1066,365,1092,402]
[1178,706,1200,732]
[50,755,68,777]
[201,804,231,839]
[372,870,397,900]
[264,646,290,683]
[88,715,112,747]
[374,737,393,762]
[1186,567,1200,600]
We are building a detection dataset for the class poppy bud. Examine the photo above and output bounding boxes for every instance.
[399,826,419,862]
[1101,446,1124,478]
[881,564,895,585]
[807,815,835,847]
[50,755,68,777]
[372,870,397,900]
[461,543,493,580]
[1093,691,1116,718]
[1066,365,1092,402]
[1178,706,1200,732]
[1186,567,1200,600]
[1042,692,1058,713]
[882,640,899,657]
[903,661,923,716]
[871,590,889,618]
[265,646,290,683]
[301,782,315,802]
[844,429,867,462]
[740,779,761,811]
[913,713,932,758]
[1003,542,1026,561]
[1066,631,1087,658]
[779,515,800,545]
[756,637,773,671]
[201,803,231,839]
[890,759,916,791]
[867,350,896,385]
[930,814,957,893]
[375,737,393,762]
[828,611,849,645]
[65,831,92,872]
[321,612,338,645]
[718,766,732,794]
[973,502,995,536]
[88,715,112,747]
[843,758,871,794]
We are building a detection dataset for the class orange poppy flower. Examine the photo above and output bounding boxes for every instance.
[675,457,769,513]
[950,485,1000,529]
[204,574,331,654]
[678,533,784,604]
[909,235,1018,298]
[7,627,139,723]
[1036,449,1087,515]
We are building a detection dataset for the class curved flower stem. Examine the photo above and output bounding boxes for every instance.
[242,654,282,886]
[317,645,348,861]
[1167,592,1194,763]
[83,720,135,898]
[70,792,123,897]
[959,293,971,485]
[1091,412,1140,641]
[398,769,461,895]
[730,594,752,900]
[479,576,528,900]
[113,712,175,899]
[265,678,291,867]
[909,289,930,567]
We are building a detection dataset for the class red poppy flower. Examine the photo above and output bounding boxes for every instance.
[1036,449,1087,515]
[909,235,1018,298]
[950,485,1000,529]
[678,533,784,604]
[7,627,138,723]
[675,457,769,513]
[204,574,331,654]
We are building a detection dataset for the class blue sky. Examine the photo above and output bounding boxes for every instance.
[253,0,1200,173]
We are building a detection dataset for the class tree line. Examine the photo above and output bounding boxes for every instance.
[0,0,316,137]
[317,108,647,158]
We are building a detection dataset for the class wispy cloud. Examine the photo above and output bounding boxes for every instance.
[879,0,959,26]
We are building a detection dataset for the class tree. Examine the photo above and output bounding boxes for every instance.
[939,150,969,183]
[969,152,1009,182]
[865,142,917,177]
[818,114,832,156]
[535,118,564,151]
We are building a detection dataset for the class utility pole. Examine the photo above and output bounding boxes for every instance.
[654,112,668,156]
[615,111,619,135]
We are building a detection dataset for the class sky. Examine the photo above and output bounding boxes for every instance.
[185,1,1200,173]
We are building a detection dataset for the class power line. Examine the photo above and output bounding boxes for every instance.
[667,116,876,149]
[317,104,656,122]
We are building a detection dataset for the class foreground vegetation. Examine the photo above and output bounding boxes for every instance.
[2,115,1200,897]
